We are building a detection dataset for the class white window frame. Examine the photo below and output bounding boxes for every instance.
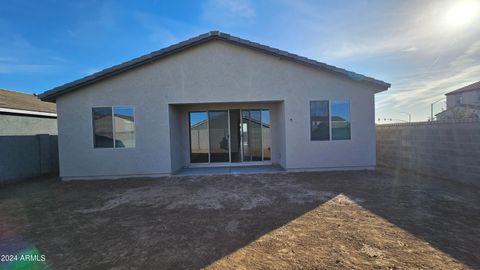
[92,105,136,149]
[310,100,351,141]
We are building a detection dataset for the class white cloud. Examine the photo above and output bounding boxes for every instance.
[375,40,480,120]
[65,1,118,40]
[274,0,480,120]
[0,63,54,74]
[202,0,255,25]
[401,46,418,52]
[276,0,479,62]
[133,12,181,47]
[0,35,59,74]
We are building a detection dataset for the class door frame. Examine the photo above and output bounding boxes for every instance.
[188,108,272,167]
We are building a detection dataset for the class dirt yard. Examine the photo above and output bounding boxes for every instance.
[0,167,479,269]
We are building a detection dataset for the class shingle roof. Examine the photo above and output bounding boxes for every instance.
[446,81,480,95]
[0,88,56,113]
[38,31,391,102]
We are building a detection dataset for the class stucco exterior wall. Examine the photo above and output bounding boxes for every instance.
[56,40,380,179]
[0,114,57,136]
[169,104,186,173]
[447,90,480,108]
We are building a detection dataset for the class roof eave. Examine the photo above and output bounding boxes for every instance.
[39,31,391,102]
[445,89,480,95]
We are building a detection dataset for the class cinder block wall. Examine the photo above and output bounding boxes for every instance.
[376,120,480,186]
[0,134,59,184]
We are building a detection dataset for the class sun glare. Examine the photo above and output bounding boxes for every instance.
[446,0,480,27]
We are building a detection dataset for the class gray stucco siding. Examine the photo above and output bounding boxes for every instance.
[0,114,57,136]
[56,40,379,179]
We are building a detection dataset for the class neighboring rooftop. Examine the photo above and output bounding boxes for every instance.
[446,81,480,95]
[0,88,56,114]
[39,31,390,102]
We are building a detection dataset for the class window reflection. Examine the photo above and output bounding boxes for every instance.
[93,107,114,148]
[189,112,209,163]
[92,106,135,148]
[310,101,330,141]
[242,110,262,161]
[261,110,271,160]
[331,101,351,140]
[209,111,229,162]
[114,107,135,148]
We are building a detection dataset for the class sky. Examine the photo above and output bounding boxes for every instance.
[1,0,479,122]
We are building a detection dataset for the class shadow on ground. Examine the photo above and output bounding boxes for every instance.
[0,167,478,269]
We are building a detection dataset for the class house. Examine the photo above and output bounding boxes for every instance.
[38,31,390,180]
[0,88,58,183]
[0,88,57,135]
[436,81,480,121]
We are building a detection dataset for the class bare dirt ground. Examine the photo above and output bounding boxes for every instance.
[0,167,479,269]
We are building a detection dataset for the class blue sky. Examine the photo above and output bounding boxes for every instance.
[1,0,479,121]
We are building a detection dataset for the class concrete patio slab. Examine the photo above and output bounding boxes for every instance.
[174,165,285,176]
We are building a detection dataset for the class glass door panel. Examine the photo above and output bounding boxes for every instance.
[242,110,262,161]
[229,109,241,162]
[241,110,250,161]
[189,112,209,163]
[209,111,229,162]
[261,110,271,160]
[250,110,262,161]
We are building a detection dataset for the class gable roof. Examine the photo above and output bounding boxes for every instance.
[38,31,391,102]
[446,81,480,95]
[0,88,56,116]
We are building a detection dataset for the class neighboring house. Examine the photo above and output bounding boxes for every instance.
[38,31,390,180]
[0,88,57,135]
[436,81,480,121]
[0,88,58,183]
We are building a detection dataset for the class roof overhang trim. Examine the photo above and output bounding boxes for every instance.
[39,31,390,102]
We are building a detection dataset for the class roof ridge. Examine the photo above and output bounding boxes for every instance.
[446,80,480,95]
[0,88,37,96]
[0,88,56,113]
[39,31,390,101]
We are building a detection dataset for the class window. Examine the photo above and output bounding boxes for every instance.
[114,107,135,148]
[331,101,351,140]
[92,107,114,148]
[92,106,135,148]
[310,100,351,141]
[310,101,330,141]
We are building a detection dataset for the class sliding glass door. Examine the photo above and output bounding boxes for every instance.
[261,110,271,160]
[230,109,241,162]
[242,110,262,161]
[208,111,229,162]
[189,112,209,163]
[189,109,270,164]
